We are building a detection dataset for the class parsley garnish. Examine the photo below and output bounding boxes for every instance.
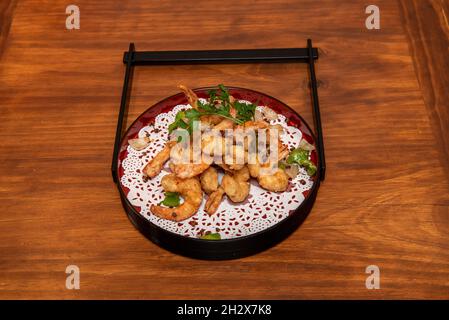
[168,111,188,134]
[169,84,257,135]
[234,100,257,123]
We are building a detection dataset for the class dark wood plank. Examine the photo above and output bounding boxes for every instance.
[0,0,16,59]
[0,0,448,299]
[399,0,449,177]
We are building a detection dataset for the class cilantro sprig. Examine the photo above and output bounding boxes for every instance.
[234,101,257,123]
[169,84,257,134]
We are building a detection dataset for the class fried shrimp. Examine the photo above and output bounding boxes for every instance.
[200,167,218,194]
[241,120,270,130]
[142,84,304,222]
[247,162,260,178]
[221,166,250,203]
[258,168,289,192]
[201,134,225,157]
[247,140,290,192]
[169,143,212,179]
[215,162,233,172]
[247,139,288,178]
[143,141,176,178]
[213,119,235,131]
[150,174,203,221]
[277,139,290,160]
[170,162,211,179]
[204,187,225,215]
[200,114,223,125]
[248,159,289,192]
[224,144,246,171]
[241,120,282,140]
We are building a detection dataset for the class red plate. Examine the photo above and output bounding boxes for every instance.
[116,86,320,258]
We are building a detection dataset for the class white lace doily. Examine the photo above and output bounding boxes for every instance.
[120,102,315,239]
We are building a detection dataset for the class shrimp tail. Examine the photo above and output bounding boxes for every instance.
[179,85,199,109]
[143,141,176,178]
[205,187,225,215]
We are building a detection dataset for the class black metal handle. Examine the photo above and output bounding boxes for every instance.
[307,39,326,180]
[111,43,134,183]
[112,40,325,182]
[123,48,318,65]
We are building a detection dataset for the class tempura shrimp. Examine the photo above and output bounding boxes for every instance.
[201,114,223,125]
[200,167,218,194]
[201,134,225,157]
[247,141,290,192]
[224,144,246,171]
[248,160,289,192]
[213,119,234,131]
[204,187,225,215]
[169,143,212,179]
[221,166,250,203]
[241,120,270,130]
[150,174,203,222]
[276,140,290,160]
[247,139,288,178]
[204,166,250,215]
[143,141,176,178]
[170,162,211,179]
[258,168,289,192]
[237,120,284,153]
[215,162,233,172]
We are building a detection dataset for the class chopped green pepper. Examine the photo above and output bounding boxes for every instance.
[286,148,317,176]
[159,192,181,207]
[200,233,221,240]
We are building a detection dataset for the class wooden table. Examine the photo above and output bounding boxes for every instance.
[1,0,448,299]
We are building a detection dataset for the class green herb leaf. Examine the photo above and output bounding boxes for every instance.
[197,99,212,112]
[185,108,201,120]
[197,89,242,125]
[168,122,178,134]
[234,101,257,123]
[168,111,187,134]
[159,192,181,207]
[175,111,186,121]
[207,89,217,104]
[200,233,221,240]
[169,85,254,135]
[218,84,229,104]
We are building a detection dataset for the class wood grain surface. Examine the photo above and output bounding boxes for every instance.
[399,0,449,177]
[0,0,448,299]
[0,0,16,59]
